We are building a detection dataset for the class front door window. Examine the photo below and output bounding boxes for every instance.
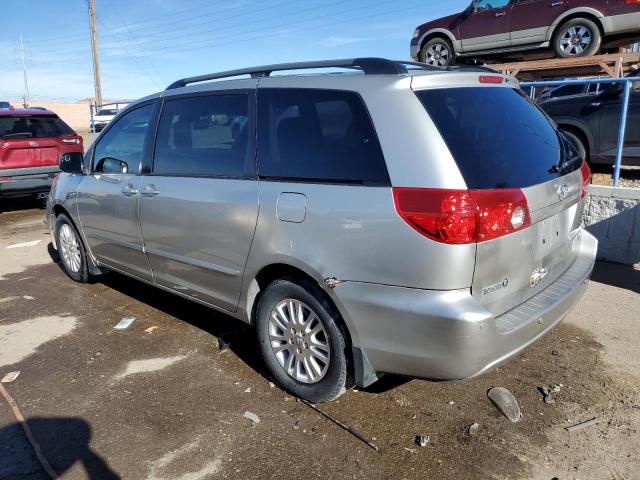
[475,0,511,11]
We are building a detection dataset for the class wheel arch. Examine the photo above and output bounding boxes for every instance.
[51,203,101,275]
[418,28,458,55]
[556,121,593,161]
[547,9,605,43]
[245,261,380,387]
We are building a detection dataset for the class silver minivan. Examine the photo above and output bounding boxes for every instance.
[48,58,597,402]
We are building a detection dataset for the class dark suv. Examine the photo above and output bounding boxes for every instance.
[411,0,640,67]
[539,73,640,167]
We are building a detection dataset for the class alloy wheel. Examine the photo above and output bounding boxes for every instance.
[268,299,331,384]
[425,42,450,67]
[559,25,592,56]
[59,223,82,273]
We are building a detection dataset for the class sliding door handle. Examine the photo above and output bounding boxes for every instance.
[142,184,160,198]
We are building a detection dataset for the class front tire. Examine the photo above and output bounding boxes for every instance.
[554,18,601,58]
[419,37,455,67]
[256,278,353,403]
[54,214,92,283]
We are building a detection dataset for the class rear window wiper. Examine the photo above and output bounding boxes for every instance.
[550,132,581,174]
[0,132,33,139]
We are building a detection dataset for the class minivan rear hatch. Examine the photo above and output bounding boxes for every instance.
[413,84,588,317]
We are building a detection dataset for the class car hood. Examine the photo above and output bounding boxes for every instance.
[416,11,465,33]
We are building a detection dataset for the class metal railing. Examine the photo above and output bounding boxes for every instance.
[522,77,639,187]
[89,101,129,139]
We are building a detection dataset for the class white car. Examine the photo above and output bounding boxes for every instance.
[90,108,119,132]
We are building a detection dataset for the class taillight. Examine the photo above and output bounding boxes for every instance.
[393,188,531,244]
[580,161,591,199]
[61,136,82,145]
[625,0,640,4]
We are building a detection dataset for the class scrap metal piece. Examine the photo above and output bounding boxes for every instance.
[565,417,604,433]
[1,371,20,383]
[488,387,522,423]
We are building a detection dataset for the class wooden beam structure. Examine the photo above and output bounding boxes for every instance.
[488,53,640,80]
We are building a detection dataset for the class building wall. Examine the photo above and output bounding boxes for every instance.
[582,185,640,268]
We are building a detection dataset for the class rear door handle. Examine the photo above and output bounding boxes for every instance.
[590,101,602,107]
[142,184,160,198]
[121,184,138,196]
[495,11,506,17]
[551,1,564,6]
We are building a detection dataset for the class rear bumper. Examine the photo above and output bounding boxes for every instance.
[0,166,59,198]
[334,229,597,381]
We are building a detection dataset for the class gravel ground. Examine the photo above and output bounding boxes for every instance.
[1,203,639,480]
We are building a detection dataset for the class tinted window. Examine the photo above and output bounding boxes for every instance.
[0,115,75,139]
[416,87,578,189]
[0,102,10,109]
[153,95,250,177]
[549,84,584,98]
[258,89,389,185]
[93,104,152,173]
[97,109,118,116]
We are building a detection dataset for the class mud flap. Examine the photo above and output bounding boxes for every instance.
[352,346,383,388]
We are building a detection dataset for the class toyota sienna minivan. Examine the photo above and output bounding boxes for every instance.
[47,58,597,402]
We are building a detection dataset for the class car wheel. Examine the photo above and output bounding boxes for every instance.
[256,278,353,403]
[54,214,92,283]
[419,37,455,67]
[554,18,601,58]
[562,129,588,162]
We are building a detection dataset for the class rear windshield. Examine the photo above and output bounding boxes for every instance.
[0,115,75,139]
[415,87,580,189]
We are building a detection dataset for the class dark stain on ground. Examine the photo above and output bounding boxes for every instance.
[0,255,633,479]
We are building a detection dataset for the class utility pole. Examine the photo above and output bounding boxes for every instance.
[19,34,29,108]
[89,0,103,106]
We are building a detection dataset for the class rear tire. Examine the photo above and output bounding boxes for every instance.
[419,37,455,67]
[554,18,601,58]
[255,278,353,403]
[54,214,93,283]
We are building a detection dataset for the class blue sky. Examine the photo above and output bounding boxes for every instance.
[0,0,469,102]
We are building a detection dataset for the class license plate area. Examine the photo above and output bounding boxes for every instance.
[534,210,571,261]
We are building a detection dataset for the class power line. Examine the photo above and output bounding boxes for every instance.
[95,16,163,90]
[105,0,166,84]
[142,0,428,56]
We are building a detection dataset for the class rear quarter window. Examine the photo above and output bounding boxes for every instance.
[415,87,575,189]
[257,88,389,185]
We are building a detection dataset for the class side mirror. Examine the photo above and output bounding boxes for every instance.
[97,157,129,174]
[59,152,84,174]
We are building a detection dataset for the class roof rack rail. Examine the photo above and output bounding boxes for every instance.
[165,57,499,90]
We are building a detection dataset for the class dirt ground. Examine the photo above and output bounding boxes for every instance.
[1,200,639,480]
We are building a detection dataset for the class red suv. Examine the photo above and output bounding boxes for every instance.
[410,0,640,67]
[0,109,83,200]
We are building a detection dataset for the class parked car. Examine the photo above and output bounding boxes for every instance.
[0,101,11,110]
[90,108,119,132]
[539,73,640,166]
[48,58,597,402]
[411,0,640,67]
[1,109,83,200]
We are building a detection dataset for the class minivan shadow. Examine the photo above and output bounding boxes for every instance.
[46,243,411,393]
[101,272,269,376]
